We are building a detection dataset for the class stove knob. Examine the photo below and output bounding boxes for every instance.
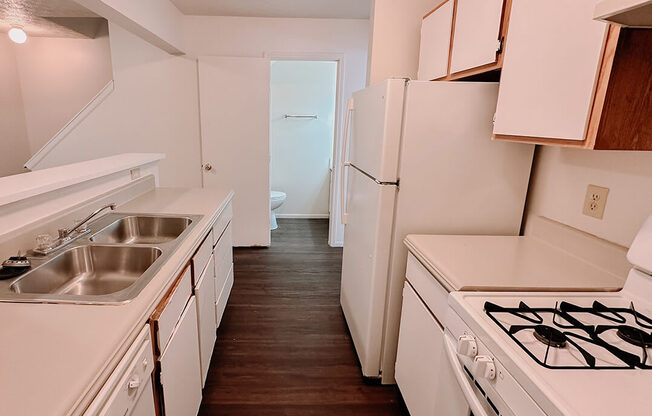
[457,334,478,357]
[473,356,496,380]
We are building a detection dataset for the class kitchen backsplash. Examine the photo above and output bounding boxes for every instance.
[525,146,652,247]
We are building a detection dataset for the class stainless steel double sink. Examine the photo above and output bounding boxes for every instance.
[1,213,203,305]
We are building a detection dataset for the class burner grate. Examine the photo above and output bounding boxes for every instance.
[484,301,652,370]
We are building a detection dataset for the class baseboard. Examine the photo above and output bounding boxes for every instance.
[275,214,330,219]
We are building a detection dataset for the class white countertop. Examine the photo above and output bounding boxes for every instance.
[0,187,233,416]
[404,234,627,292]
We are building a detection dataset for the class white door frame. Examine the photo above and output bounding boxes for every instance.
[265,51,346,247]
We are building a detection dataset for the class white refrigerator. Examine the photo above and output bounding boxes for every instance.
[339,79,534,384]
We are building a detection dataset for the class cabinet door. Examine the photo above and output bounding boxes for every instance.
[493,0,608,141]
[196,255,217,386]
[450,0,504,74]
[417,0,454,80]
[159,297,202,416]
[394,282,445,416]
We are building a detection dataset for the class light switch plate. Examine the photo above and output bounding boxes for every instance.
[582,184,609,219]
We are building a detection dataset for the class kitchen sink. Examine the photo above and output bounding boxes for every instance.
[10,245,162,296]
[90,216,193,244]
[0,212,203,305]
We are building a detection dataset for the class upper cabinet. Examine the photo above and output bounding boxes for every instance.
[493,0,652,149]
[418,0,511,81]
[418,1,455,81]
[449,0,507,76]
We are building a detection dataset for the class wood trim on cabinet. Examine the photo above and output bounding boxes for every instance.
[492,133,591,148]
[594,28,652,150]
[585,25,621,149]
[423,0,452,19]
[446,0,458,78]
[149,264,192,340]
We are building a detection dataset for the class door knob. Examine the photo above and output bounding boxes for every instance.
[203,163,213,171]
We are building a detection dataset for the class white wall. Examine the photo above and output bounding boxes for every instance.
[184,16,369,244]
[270,60,337,217]
[35,23,202,188]
[12,25,113,155]
[0,38,30,177]
[367,0,441,85]
[525,147,652,247]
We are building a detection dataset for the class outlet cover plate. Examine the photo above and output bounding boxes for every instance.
[582,184,609,219]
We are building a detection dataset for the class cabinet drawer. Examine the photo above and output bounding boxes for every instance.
[212,202,233,248]
[214,223,233,292]
[193,232,214,283]
[405,253,449,325]
[216,264,234,327]
[151,267,192,354]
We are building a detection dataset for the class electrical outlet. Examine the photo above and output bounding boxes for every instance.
[582,185,609,219]
[130,168,141,180]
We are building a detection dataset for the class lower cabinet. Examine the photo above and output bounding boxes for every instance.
[395,282,445,416]
[195,254,217,386]
[159,296,203,416]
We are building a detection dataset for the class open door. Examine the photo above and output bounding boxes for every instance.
[198,56,271,247]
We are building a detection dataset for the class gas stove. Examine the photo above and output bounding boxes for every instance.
[443,216,652,416]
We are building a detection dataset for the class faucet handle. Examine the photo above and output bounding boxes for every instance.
[36,234,54,250]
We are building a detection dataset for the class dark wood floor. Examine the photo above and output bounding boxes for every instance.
[199,219,408,415]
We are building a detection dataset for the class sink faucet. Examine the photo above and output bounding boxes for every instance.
[33,203,117,255]
[58,203,116,239]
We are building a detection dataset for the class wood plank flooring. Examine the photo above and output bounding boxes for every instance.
[199,219,408,415]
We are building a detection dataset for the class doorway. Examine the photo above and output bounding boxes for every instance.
[269,60,339,240]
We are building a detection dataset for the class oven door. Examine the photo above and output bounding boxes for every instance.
[439,332,504,416]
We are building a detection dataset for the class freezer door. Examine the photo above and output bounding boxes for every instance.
[348,79,405,183]
[340,166,397,378]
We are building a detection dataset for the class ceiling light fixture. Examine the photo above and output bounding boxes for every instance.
[8,27,27,44]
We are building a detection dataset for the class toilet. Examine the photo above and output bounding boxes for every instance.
[270,190,287,230]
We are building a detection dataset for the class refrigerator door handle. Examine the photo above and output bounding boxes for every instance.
[340,97,354,225]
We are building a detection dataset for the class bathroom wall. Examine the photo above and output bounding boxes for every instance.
[270,60,338,218]
[525,147,652,247]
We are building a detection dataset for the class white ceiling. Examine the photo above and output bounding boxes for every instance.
[0,0,104,38]
[169,0,370,19]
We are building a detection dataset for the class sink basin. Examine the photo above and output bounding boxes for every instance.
[90,216,192,244]
[10,245,162,297]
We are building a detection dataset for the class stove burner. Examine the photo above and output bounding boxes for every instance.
[533,325,567,348]
[616,326,652,348]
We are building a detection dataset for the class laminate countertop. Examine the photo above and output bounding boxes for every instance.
[404,234,628,293]
[0,188,233,416]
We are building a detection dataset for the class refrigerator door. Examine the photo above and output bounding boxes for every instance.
[348,79,406,183]
[340,165,397,378]
[379,81,534,383]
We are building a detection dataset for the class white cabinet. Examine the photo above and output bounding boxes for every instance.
[214,223,233,326]
[493,0,608,141]
[417,0,454,80]
[449,0,505,74]
[395,282,445,416]
[195,254,217,386]
[159,296,203,416]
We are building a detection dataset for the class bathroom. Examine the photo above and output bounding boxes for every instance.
[269,59,339,240]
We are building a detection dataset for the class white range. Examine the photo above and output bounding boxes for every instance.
[446,216,652,416]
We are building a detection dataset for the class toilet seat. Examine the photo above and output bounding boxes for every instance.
[271,191,286,202]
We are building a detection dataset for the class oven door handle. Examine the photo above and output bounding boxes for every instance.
[444,334,491,416]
